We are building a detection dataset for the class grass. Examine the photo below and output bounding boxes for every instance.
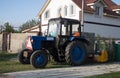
[0,52,69,74]
[0,52,34,74]
[1,52,120,78]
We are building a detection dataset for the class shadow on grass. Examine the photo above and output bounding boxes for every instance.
[0,52,18,61]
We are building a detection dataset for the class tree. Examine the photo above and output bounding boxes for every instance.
[3,22,14,33]
[19,19,40,31]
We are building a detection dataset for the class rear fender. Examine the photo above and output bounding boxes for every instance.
[69,37,90,45]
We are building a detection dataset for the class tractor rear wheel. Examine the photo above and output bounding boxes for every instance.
[30,50,48,68]
[18,49,32,64]
[65,41,87,66]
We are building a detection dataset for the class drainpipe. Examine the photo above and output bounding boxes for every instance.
[81,0,84,35]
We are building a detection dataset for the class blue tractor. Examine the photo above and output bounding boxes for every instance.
[18,17,92,68]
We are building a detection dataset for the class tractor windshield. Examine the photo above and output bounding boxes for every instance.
[47,21,60,37]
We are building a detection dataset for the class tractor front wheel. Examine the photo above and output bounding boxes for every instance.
[30,50,48,68]
[18,49,32,64]
[65,41,87,66]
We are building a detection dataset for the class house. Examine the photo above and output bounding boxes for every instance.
[22,25,39,33]
[27,0,120,38]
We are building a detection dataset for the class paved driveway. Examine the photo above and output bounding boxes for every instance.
[2,62,120,78]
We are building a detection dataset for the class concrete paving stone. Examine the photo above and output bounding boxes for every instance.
[2,62,120,78]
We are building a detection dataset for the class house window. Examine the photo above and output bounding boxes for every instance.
[64,6,67,16]
[70,5,75,15]
[119,10,120,14]
[58,8,62,16]
[95,6,100,16]
[117,10,120,14]
[44,10,50,19]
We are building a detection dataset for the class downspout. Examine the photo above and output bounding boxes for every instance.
[81,0,84,35]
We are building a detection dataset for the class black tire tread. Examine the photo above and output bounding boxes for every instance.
[65,41,87,66]
[30,50,48,68]
[18,49,32,64]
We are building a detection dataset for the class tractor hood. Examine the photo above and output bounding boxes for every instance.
[26,36,55,50]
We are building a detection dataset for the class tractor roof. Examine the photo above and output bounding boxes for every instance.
[49,17,80,24]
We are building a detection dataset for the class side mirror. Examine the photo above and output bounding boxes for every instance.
[43,29,47,36]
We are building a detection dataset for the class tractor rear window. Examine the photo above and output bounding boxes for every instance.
[72,24,79,34]
[61,24,79,36]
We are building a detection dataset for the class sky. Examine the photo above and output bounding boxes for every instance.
[0,0,46,28]
[0,0,120,29]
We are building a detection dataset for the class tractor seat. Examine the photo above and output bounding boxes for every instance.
[73,32,80,36]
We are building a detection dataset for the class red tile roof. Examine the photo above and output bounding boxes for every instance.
[111,5,120,9]
[104,0,120,10]
[72,0,94,12]
[104,8,120,16]
[85,0,96,4]
[72,0,120,16]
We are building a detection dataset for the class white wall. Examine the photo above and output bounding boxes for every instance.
[84,13,120,26]
[84,23,120,38]
[41,0,120,38]
[84,12,120,38]
[41,0,80,33]
[42,0,80,23]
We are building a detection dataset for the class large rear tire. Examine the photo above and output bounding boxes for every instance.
[30,50,48,68]
[18,49,32,64]
[65,41,87,66]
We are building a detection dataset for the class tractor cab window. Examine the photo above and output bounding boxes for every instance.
[48,21,60,37]
[61,23,80,36]
[72,24,80,34]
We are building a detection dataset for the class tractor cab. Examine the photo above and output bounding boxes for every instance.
[47,17,81,37]
[47,18,82,49]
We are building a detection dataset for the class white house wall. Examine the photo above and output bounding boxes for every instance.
[84,12,120,38]
[41,0,80,33]
[41,0,120,38]
[84,23,120,38]
[84,13,120,26]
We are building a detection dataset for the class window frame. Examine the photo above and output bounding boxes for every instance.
[95,6,100,16]
[57,8,62,16]
[64,6,68,16]
[44,10,50,19]
[70,4,75,15]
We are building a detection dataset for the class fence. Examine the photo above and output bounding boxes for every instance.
[0,33,36,53]
[0,32,96,53]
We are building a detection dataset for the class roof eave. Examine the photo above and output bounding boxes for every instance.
[84,10,94,14]
[103,13,120,18]
[113,9,120,11]
[22,25,39,33]
[37,0,51,18]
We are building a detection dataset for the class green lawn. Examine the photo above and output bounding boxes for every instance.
[0,52,69,74]
[1,52,120,78]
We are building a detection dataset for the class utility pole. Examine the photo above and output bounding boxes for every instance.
[37,15,42,36]
[81,0,84,34]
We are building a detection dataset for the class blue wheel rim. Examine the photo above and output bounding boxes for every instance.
[71,45,85,63]
[35,54,46,65]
